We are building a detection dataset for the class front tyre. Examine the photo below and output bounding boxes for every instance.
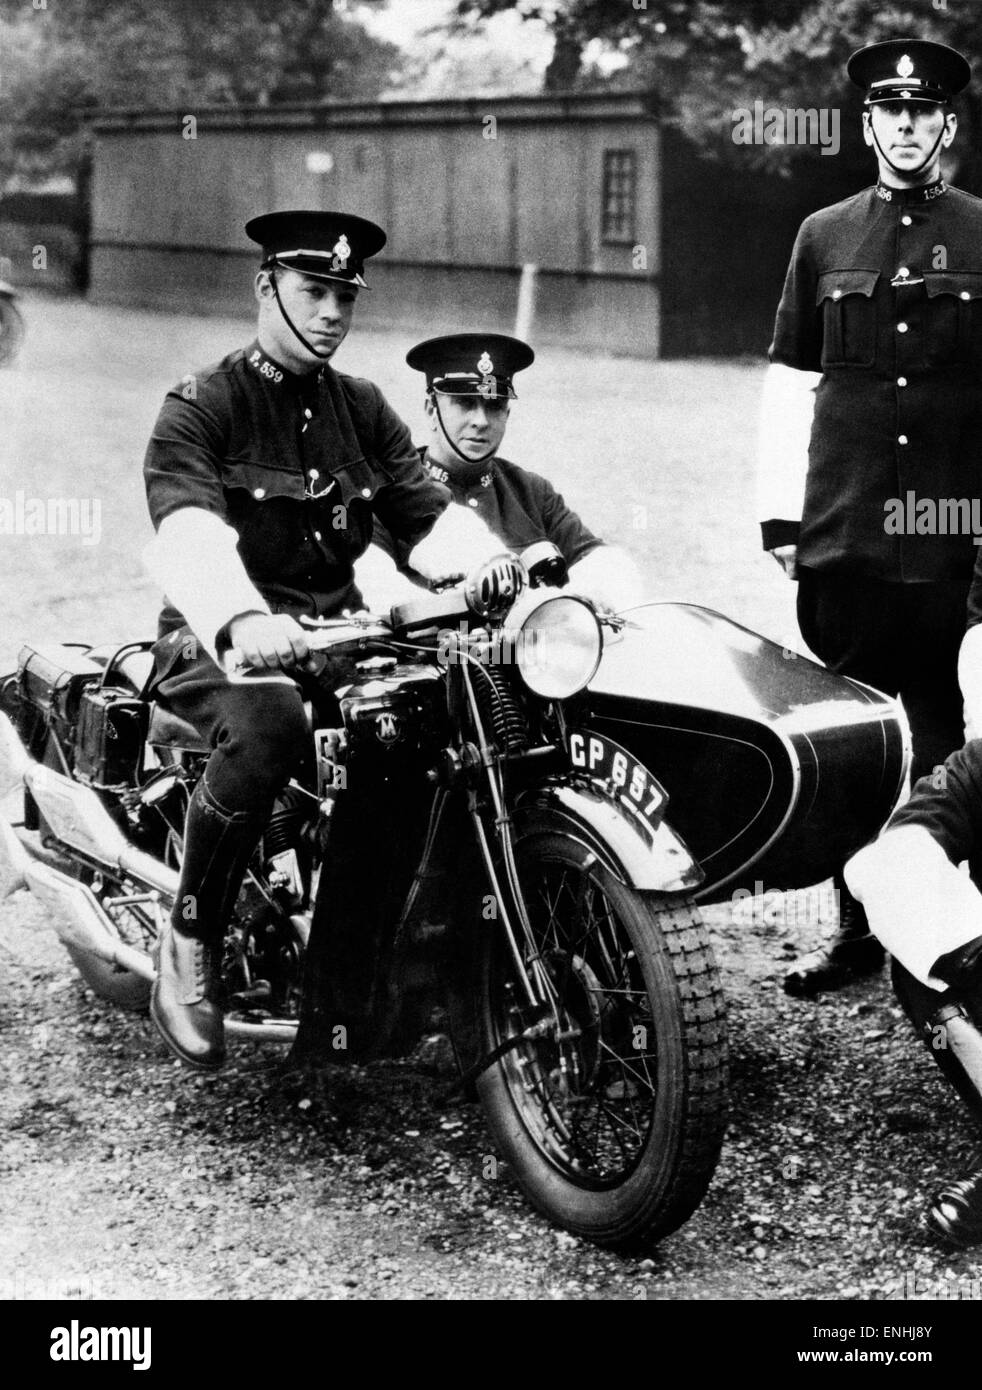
[475,831,727,1249]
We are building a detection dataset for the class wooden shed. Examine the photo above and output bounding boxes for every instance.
[89,91,661,356]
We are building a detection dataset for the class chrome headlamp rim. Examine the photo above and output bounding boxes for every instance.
[502,589,603,699]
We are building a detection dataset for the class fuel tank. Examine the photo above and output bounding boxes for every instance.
[584,603,909,899]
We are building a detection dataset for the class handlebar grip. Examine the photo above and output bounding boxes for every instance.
[221,647,301,687]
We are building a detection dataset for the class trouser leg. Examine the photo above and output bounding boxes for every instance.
[149,645,312,1067]
[787,571,967,995]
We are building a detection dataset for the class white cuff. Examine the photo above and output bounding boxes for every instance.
[143,508,271,664]
[959,625,982,742]
[756,363,820,526]
[354,544,422,614]
[846,826,982,991]
[567,546,644,613]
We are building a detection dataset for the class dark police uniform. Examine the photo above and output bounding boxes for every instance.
[145,340,447,699]
[376,330,601,583]
[372,447,602,581]
[143,209,449,1072]
[764,43,982,782]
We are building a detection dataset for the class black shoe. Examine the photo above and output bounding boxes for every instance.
[784,892,884,998]
[150,924,225,1070]
[926,1163,982,1247]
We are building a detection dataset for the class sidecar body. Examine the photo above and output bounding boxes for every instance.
[584,603,910,900]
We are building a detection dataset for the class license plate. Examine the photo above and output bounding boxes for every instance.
[567,730,667,829]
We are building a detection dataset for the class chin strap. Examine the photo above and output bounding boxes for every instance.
[431,392,497,465]
[268,266,333,362]
[867,111,949,181]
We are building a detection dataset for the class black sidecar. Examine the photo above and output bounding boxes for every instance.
[584,603,910,900]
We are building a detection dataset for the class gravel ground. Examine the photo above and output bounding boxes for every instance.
[2,293,982,1302]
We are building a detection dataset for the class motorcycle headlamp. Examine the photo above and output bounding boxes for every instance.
[503,591,602,699]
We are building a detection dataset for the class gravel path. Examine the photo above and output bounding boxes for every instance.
[3,888,981,1300]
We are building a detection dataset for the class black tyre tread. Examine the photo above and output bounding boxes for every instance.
[642,898,729,1242]
[475,829,728,1250]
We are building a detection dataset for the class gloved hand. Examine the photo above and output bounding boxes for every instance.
[226,613,311,671]
[408,504,505,587]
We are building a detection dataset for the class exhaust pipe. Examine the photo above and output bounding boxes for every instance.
[22,859,156,980]
[23,761,179,899]
[0,713,297,1043]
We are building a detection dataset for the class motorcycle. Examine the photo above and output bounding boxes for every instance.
[0,279,24,367]
[0,546,909,1248]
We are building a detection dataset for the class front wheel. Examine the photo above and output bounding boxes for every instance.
[474,831,728,1249]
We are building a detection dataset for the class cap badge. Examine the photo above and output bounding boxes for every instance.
[331,234,351,270]
[896,54,914,78]
[477,352,494,376]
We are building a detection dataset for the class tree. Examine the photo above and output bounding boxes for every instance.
[453,0,982,182]
[0,0,405,184]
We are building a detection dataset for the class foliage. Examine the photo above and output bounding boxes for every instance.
[0,0,403,184]
[454,0,982,178]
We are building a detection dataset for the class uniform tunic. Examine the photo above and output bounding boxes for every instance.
[144,341,449,646]
[371,449,601,581]
[142,341,449,810]
[767,180,982,581]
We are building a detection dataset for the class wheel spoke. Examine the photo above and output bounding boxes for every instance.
[489,855,666,1183]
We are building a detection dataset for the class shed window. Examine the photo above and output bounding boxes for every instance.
[601,149,637,244]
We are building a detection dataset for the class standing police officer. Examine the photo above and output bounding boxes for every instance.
[758,39,982,996]
[142,211,497,1070]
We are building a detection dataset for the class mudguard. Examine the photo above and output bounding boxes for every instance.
[513,781,703,894]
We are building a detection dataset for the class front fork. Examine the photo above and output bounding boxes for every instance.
[448,650,562,1020]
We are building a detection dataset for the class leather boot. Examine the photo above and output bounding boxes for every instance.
[150,777,268,1070]
[783,876,884,997]
[151,923,225,1070]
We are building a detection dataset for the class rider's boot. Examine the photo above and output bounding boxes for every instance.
[151,777,268,1070]
[783,873,885,997]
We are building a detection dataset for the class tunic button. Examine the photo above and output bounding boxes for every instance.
[361,487,372,498]
[961,291,972,301]
[897,267,909,278]
[898,435,909,445]
[901,215,912,226]
[897,376,907,387]
[468,498,479,508]
[314,530,322,542]
[253,487,266,498]
[897,322,908,333]
[832,289,842,300]
[309,469,319,481]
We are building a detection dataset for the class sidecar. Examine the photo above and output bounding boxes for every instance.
[583,603,909,900]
